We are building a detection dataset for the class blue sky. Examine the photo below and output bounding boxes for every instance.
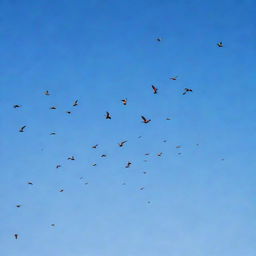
[0,0,256,255]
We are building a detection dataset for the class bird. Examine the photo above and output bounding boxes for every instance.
[19,126,26,132]
[157,152,163,156]
[50,132,56,135]
[59,189,64,192]
[176,145,182,148]
[92,144,99,149]
[152,85,158,94]
[51,224,55,227]
[50,106,56,110]
[27,182,33,185]
[84,182,89,185]
[182,88,193,95]
[13,104,22,108]
[170,76,178,80]
[66,111,72,114]
[73,100,78,106]
[163,140,167,143]
[67,156,75,160]
[118,140,127,147]
[143,171,147,174]
[217,41,223,47]
[56,165,61,169]
[14,234,18,239]
[141,116,151,123]
[125,162,132,168]
[16,204,21,208]
[166,117,171,120]
[147,201,151,204]
[92,163,97,166]
[105,111,111,119]
[44,90,50,96]
[145,153,150,156]
[101,154,107,157]
[177,152,182,155]
[156,37,162,42]
[121,98,127,105]
[140,187,145,190]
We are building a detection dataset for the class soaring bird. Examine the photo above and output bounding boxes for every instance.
[170,76,178,80]
[59,189,64,192]
[44,90,50,96]
[19,126,26,132]
[145,153,150,156]
[143,171,147,174]
[50,132,56,135]
[27,182,33,185]
[157,152,163,156]
[166,117,171,120]
[92,144,99,149]
[14,234,18,239]
[13,105,22,108]
[16,204,21,208]
[152,85,158,94]
[118,140,127,147]
[176,145,182,148]
[101,154,107,157]
[66,111,72,114]
[73,100,78,106]
[182,88,193,95]
[163,140,167,143]
[56,165,61,169]
[156,37,162,42]
[105,112,111,119]
[217,41,223,47]
[92,163,97,166]
[141,116,151,123]
[125,162,132,168]
[140,187,145,190]
[121,98,127,105]
[50,106,56,110]
[67,156,75,160]
[51,224,55,227]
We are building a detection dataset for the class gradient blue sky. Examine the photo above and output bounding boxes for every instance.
[0,0,256,255]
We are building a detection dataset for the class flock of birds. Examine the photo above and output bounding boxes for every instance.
[12,39,224,240]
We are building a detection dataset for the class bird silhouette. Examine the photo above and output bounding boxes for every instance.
[66,111,72,114]
[121,98,127,105]
[182,88,193,95]
[152,85,158,94]
[101,154,107,157]
[92,144,99,149]
[176,145,182,148]
[51,224,55,227]
[16,204,21,208]
[118,140,127,147]
[73,100,78,106]
[50,132,56,135]
[27,182,33,185]
[92,163,97,166]
[50,106,56,110]
[141,116,151,123]
[170,76,178,80]
[157,152,163,156]
[217,41,223,47]
[14,234,18,239]
[125,162,132,168]
[59,189,64,192]
[44,90,50,96]
[166,117,171,120]
[19,126,26,132]
[13,105,22,108]
[56,165,61,169]
[67,156,75,160]
[140,187,145,190]
[105,112,111,119]
[156,37,162,42]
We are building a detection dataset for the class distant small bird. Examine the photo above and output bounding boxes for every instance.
[177,152,182,155]
[157,152,163,156]
[121,98,127,105]
[59,189,64,192]
[170,76,178,80]
[156,37,162,42]
[163,140,167,143]
[138,136,142,139]
[67,156,75,160]
[101,154,107,157]
[145,153,150,156]
[92,163,97,166]
[13,105,22,108]
[166,117,171,120]
[50,106,56,110]
[221,158,225,161]
[141,116,151,123]
[14,234,18,239]
[182,88,193,95]
[27,182,33,185]
[217,41,223,47]
[105,112,111,119]
[147,201,151,204]
[92,144,99,149]
[44,90,50,96]
[51,224,55,227]
[152,85,158,94]
[196,144,199,146]
[119,140,127,147]
[50,132,56,135]
[16,204,21,208]
[125,162,132,168]
[84,182,89,185]
[176,145,182,148]
[19,126,26,132]
[66,111,71,114]
[143,171,147,174]
[140,187,145,190]
[56,165,61,169]
[73,100,78,106]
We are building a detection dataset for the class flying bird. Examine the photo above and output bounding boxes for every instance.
[59,189,64,192]
[176,145,182,148]
[44,90,50,96]
[105,112,111,119]
[13,105,22,108]
[125,162,132,168]
[14,234,18,239]
[51,224,55,227]
[121,98,127,105]
[19,126,26,132]
[182,88,193,95]
[157,152,163,156]
[50,132,56,135]
[145,153,150,156]
[66,111,71,114]
[118,140,127,147]
[92,163,97,166]
[143,171,147,174]
[156,37,162,42]
[152,85,158,94]
[56,165,61,169]
[16,204,21,208]
[50,106,56,110]
[170,76,178,80]
[92,144,99,149]
[101,154,107,157]
[140,187,145,190]
[27,182,33,185]
[73,100,78,106]
[67,156,75,160]
[217,41,223,47]
[141,116,151,123]
[166,117,171,120]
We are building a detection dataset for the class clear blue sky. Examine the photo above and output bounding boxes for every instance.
[0,0,256,255]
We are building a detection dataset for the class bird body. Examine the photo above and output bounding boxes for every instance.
[73,100,78,106]
[106,112,111,119]
[121,98,127,105]
[19,126,26,132]
[141,116,151,123]
[119,140,127,147]
[217,41,223,47]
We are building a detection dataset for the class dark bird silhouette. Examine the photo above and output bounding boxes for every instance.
[16,204,21,208]
[101,154,107,157]
[66,111,71,114]
[138,136,142,139]
[50,106,56,110]
[119,140,127,147]
[143,171,147,174]
[92,163,97,166]
[59,189,64,192]
[152,85,158,94]
[157,152,163,156]
[44,90,50,96]
[14,234,18,239]
[217,41,223,47]
[140,187,145,190]
[50,132,56,135]
[73,100,78,106]
[19,126,26,132]
[141,116,151,123]
[121,98,127,105]
[92,144,99,149]
[170,76,178,80]
[51,224,55,227]
[163,140,167,143]
[156,37,162,42]
[27,182,33,185]
[105,112,111,119]
[84,182,89,185]
[13,105,22,108]
[67,156,75,160]
[145,153,150,156]
[182,88,193,95]
[166,117,171,120]
[122,182,126,185]
[176,145,182,148]
[125,162,132,168]
[147,201,151,204]
[56,165,61,169]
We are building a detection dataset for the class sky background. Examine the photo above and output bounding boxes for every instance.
[0,0,256,255]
